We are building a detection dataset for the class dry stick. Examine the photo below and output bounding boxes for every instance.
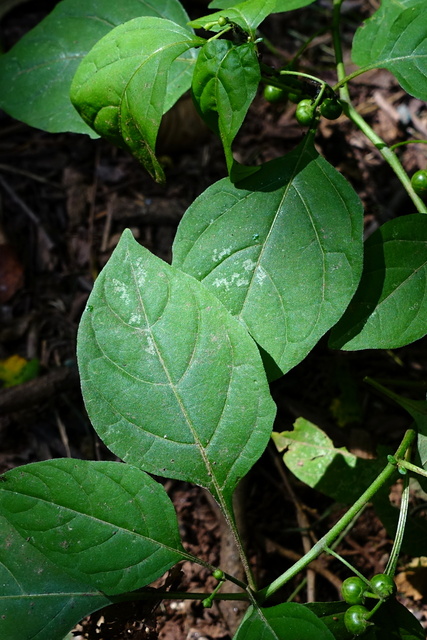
[271,450,317,601]
[0,174,54,251]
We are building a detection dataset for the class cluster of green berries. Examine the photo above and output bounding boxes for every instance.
[263,83,343,125]
[341,574,396,636]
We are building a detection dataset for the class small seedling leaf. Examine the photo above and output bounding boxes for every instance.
[70,17,203,183]
[234,602,335,640]
[0,459,184,595]
[0,0,193,135]
[173,135,363,376]
[329,214,427,350]
[352,0,427,100]
[190,0,276,34]
[77,230,276,508]
[192,39,260,171]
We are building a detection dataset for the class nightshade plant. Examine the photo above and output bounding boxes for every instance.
[0,0,427,638]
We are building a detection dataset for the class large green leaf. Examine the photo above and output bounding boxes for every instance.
[0,513,112,640]
[190,0,277,35]
[329,214,427,350]
[70,17,203,183]
[173,135,363,375]
[0,0,193,135]
[272,418,385,503]
[352,0,427,100]
[192,39,260,171]
[208,0,316,11]
[234,602,335,640]
[0,459,184,595]
[77,230,276,509]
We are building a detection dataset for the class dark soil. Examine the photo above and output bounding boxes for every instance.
[1,1,427,639]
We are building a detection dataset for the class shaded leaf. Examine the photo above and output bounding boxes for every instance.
[209,0,316,10]
[352,0,427,100]
[234,602,335,640]
[0,0,193,135]
[70,17,203,183]
[191,39,260,171]
[272,418,385,503]
[173,135,363,375]
[0,459,184,595]
[77,230,276,509]
[304,600,425,640]
[329,214,427,350]
[0,513,112,640]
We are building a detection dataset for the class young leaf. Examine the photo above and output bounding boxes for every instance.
[77,230,276,509]
[329,214,427,350]
[172,135,363,375]
[234,602,335,640]
[352,0,427,100]
[70,17,203,183]
[0,0,193,135]
[190,0,277,35]
[192,39,260,171]
[272,418,385,503]
[0,514,113,640]
[0,459,185,595]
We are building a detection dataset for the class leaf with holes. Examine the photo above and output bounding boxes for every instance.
[77,230,276,509]
[329,214,427,350]
[70,17,204,182]
[0,459,185,596]
[352,0,427,100]
[0,0,193,135]
[172,134,363,376]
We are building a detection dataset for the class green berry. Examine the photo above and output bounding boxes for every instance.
[344,605,371,636]
[341,576,366,605]
[411,170,427,198]
[263,84,287,104]
[370,573,396,600]
[212,569,224,581]
[295,99,315,126]
[217,16,228,26]
[320,97,343,120]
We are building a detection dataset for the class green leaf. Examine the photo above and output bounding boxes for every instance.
[329,214,427,350]
[0,513,112,640]
[0,0,193,135]
[172,136,363,375]
[191,39,260,171]
[304,600,425,640]
[272,418,385,503]
[208,0,316,10]
[70,17,203,183]
[190,0,277,35]
[352,0,427,100]
[234,602,335,640]
[0,459,184,595]
[77,230,276,509]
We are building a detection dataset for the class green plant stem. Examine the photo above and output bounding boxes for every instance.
[110,590,250,604]
[398,459,427,479]
[257,429,416,603]
[331,0,427,214]
[325,546,371,587]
